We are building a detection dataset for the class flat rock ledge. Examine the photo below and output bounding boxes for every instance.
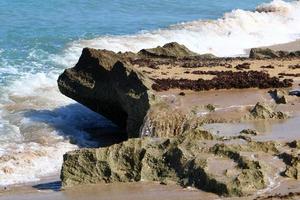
[61,129,300,197]
[58,42,296,138]
[58,43,300,197]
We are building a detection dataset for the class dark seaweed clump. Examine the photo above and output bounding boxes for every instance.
[152,71,293,91]
[289,64,300,69]
[254,192,300,200]
[260,65,275,69]
[278,73,300,77]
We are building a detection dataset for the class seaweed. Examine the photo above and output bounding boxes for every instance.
[152,71,293,91]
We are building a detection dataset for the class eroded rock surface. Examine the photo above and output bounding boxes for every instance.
[248,102,288,120]
[58,48,154,138]
[249,48,300,59]
[61,130,279,197]
[58,43,297,138]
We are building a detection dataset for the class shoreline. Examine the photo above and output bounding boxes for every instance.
[2,38,300,199]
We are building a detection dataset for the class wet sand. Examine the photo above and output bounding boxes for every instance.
[0,181,218,200]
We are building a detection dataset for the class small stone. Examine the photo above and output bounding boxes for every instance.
[205,104,216,112]
[240,129,259,136]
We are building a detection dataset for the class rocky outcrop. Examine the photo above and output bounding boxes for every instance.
[57,48,155,138]
[61,130,277,197]
[249,48,300,59]
[138,42,199,58]
[58,43,293,138]
[248,102,288,120]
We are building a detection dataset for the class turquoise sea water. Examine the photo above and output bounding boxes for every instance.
[0,0,300,186]
[0,0,271,84]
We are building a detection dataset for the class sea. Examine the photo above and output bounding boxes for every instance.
[0,0,299,186]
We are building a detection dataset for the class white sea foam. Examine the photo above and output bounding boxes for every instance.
[60,0,300,57]
[0,72,112,186]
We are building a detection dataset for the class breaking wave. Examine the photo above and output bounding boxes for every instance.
[62,0,300,57]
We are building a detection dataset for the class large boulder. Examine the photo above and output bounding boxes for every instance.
[57,43,205,138]
[58,48,155,138]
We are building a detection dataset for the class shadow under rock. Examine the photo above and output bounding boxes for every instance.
[32,181,62,192]
[24,103,127,148]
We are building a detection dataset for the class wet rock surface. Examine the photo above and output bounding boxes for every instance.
[248,102,288,120]
[61,130,282,197]
[58,43,300,198]
[58,42,299,138]
[61,125,300,198]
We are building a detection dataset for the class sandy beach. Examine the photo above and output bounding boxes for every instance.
[0,38,299,200]
[1,0,300,198]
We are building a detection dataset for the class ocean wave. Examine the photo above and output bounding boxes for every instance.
[0,72,112,186]
[61,0,300,57]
